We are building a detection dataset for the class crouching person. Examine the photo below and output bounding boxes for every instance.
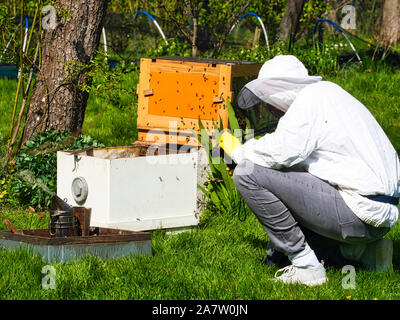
[220,55,400,287]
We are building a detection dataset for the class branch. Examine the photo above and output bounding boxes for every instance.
[159,1,193,42]
[184,0,194,17]
[3,41,40,173]
[336,1,353,11]
[208,0,251,58]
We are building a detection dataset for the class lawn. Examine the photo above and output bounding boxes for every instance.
[1,207,400,300]
[0,61,400,300]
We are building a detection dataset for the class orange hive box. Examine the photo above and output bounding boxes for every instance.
[136,56,262,146]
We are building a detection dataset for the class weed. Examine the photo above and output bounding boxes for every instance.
[195,99,251,225]
[4,130,104,210]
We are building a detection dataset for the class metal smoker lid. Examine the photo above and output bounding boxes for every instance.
[71,176,89,205]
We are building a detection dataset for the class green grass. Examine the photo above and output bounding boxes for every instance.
[0,78,20,157]
[82,68,139,147]
[0,68,139,155]
[0,207,400,300]
[0,60,400,300]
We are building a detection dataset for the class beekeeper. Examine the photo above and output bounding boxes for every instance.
[219,55,400,287]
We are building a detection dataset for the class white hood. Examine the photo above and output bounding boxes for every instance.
[243,55,322,112]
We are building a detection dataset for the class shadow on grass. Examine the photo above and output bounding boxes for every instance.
[392,240,400,270]
[242,226,400,272]
[243,234,268,251]
[242,234,269,265]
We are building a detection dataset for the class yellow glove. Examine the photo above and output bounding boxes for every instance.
[219,131,242,158]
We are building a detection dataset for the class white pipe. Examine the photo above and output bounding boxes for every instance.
[134,11,169,46]
[18,21,29,79]
[0,26,19,64]
[313,19,362,63]
[256,16,269,51]
[153,19,168,45]
[22,24,28,54]
[342,32,362,63]
[228,13,270,51]
[102,27,108,62]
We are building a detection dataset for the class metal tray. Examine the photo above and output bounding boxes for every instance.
[0,227,152,263]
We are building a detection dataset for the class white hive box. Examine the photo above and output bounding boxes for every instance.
[57,146,209,231]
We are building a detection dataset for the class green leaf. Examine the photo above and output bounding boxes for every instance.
[218,115,224,132]
[227,98,241,140]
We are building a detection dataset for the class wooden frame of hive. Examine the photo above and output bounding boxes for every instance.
[136,57,262,146]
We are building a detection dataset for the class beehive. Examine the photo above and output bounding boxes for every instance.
[57,146,207,232]
[136,56,262,145]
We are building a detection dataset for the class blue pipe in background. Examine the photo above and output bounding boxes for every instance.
[229,12,269,50]
[134,10,168,45]
[134,10,155,22]
[312,18,362,63]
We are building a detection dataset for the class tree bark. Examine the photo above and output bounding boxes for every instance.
[22,0,108,143]
[325,0,338,34]
[277,0,305,42]
[379,0,400,47]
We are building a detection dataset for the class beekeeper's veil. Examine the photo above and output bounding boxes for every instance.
[237,55,322,114]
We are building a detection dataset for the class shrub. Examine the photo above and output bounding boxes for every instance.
[82,52,140,147]
[219,41,343,77]
[196,100,251,226]
[5,129,104,210]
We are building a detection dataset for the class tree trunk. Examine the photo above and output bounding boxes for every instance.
[278,0,305,42]
[325,0,338,34]
[379,0,400,47]
[22,0,108,143]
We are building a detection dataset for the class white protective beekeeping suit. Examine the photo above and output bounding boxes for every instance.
[232,55,400,228]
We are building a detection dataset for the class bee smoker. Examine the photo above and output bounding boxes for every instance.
[49,195,91,237]
[49,196,77,237]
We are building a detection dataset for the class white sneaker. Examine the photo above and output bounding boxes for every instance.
[273,263,328,287]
